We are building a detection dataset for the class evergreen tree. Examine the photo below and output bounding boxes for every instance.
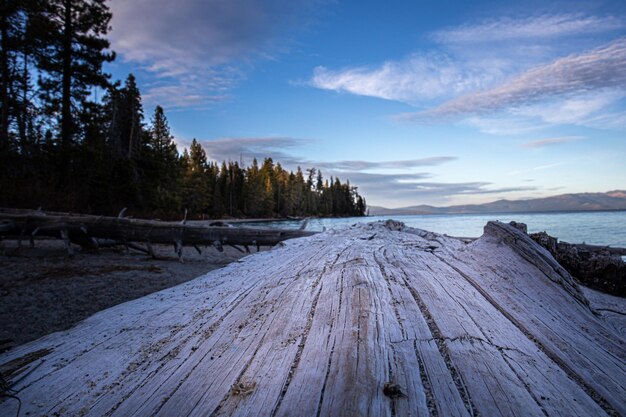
[107,74,143,159]
[181,139,211,216]
[243,158,264,217]
[0,0,42,154]
[0,0,19,150]
[316,170,323,193]
[142,106,181,214]
[36,0,114,170]
[0,1,369,219]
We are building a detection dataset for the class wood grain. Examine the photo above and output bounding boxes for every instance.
[1,220,624,416]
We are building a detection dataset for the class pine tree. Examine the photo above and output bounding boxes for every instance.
[107,74,143,159]
[0,0,18,150]
[0,0,41,153]
[182,139,211,216]
[243,158,263,217]
[142,106,181,214]
[356,195,366,216]
[36,0,115,171]
[0,0,368,218]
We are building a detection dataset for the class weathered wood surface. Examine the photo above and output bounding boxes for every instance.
[0,210,315,250]
[0,220,624,416]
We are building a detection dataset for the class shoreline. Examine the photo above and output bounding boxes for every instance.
[368,208,626,217]
[0,238,253,349]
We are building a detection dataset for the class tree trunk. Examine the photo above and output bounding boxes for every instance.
[0,12,9,150]
[17,47,28,152]
[0,209,316,249]
[60,0,73,178]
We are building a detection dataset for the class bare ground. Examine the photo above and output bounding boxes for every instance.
[0,238,253,348]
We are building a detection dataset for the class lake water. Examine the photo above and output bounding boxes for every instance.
[237,211,626,247]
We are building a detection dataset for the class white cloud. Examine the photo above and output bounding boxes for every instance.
[457,91,626,134]
[310,13,626,110]
[110,0,317,108]
[142,84,231,109]
[198,137,307,165]
[309,12,626,135]
[408,182,536,195]
[432,14,625,44]
[513,91,625,127]
[310,53,507,104]
[578,110,626,130]
[521,136,585,149]
[408,38,626,119]
[532,161,568,171]
[317,157,457,171]
[196,137,457,172]
[460,115,546,135]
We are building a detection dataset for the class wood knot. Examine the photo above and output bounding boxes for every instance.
[383,382,405,399]
[231,381,256,396]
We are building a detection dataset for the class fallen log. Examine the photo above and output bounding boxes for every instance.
[0,210,316,257]
[1,220,624,417]
[530,231,626,296]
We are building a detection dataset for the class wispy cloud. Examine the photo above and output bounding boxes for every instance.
[309,12,626,134]
[110,0,318,108]
[142,84,233,109]
[317,157,457,171]
[310,53,507,104]
[404,182,536,196]
[532,161,568,171]
[432,14,625,44]
[355,178,538,206]
[522,136,585,148]
[338,172,431,191]
[406,38,626,119]
[197,137,308,166]
[190,136,536,205]
[196,137,457,171]
[511,91,626,128]
[310,14,626,108]
[460,115,546,135]
[319,174,535,203]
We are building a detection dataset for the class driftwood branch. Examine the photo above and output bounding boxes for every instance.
[0,210,316,251]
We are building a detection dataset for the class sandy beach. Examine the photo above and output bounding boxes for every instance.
[0,238,252,348]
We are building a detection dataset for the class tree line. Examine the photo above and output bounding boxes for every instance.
[0,0,366,219]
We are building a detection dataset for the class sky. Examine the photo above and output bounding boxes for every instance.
[106,0,626,208]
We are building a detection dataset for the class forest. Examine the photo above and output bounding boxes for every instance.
[0,0,366,219]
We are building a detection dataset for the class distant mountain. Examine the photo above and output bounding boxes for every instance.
[368,191,626,216]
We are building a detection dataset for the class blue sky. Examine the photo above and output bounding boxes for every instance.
[107,0,626,208]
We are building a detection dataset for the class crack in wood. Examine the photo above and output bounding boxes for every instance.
[270,264,329,416]
[316,337,337,417]
[393,261,478,417]
[436,255,620,417]
[374,247,435,416]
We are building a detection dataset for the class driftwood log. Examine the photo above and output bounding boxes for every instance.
[0,209,315,259]
[0,221,624,416]
[530,230,626,296]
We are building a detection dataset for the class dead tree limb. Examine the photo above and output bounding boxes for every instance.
[0,210,316,250]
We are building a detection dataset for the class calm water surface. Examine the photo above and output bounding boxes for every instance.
[238,211,626,247]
